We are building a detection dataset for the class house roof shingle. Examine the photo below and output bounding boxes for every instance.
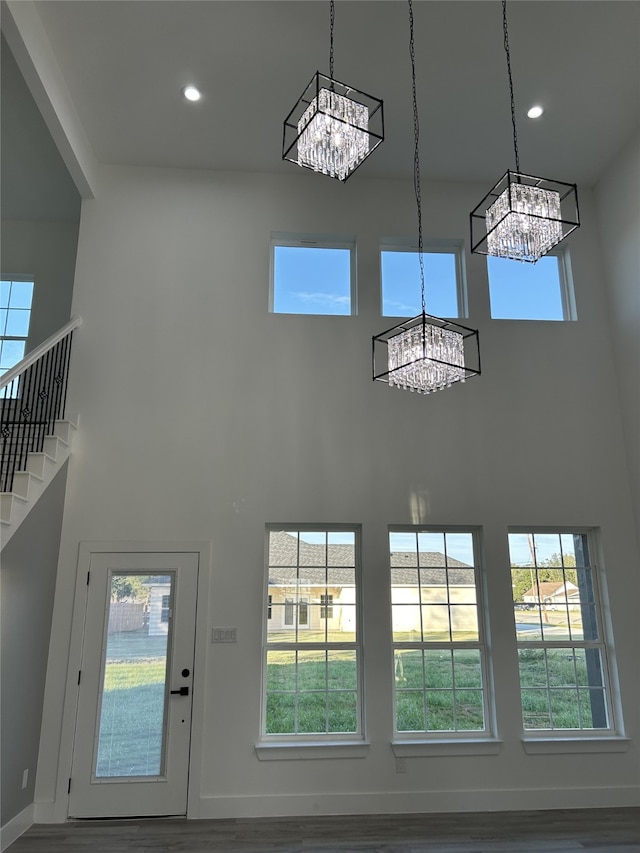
[268,531,474,587]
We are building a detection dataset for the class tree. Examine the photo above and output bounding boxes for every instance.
[511,554,576,601]
[110,575,151,603]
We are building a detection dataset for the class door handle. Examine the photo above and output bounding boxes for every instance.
[170,686,189,696]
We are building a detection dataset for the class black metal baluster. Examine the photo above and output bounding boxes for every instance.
[0,328,76,493]
[12,362,32,489]
[59,333,73,420]
[38,346,54,452]
[50,339,64,425]
[26,352,41,457]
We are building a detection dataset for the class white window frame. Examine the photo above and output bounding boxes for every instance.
[509,527,622,743]
[259,524,364,747]
[388,526,495,744]
[269,232,357,316]
[380,238,467,319]
[487,248,577,321]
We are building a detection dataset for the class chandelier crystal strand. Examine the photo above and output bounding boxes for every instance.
[486,182,563,261]
[388,324,466,393]
[297,90,370,180]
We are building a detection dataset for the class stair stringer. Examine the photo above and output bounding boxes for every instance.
[0,419,77,550]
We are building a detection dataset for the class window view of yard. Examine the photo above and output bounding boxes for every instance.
[509,532,610,731]
[265,647,358,734]
[389,530,488,734]
[264,529,361,736]
[95,573,172,778]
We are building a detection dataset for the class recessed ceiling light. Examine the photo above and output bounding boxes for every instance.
[527,105,544,119]
[182,86,202,102]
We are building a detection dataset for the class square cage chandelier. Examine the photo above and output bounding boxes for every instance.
[470,0,579,263]
[283,72,384,182]
[470,170,579,263]
[373,313,481,395]
[372,0,480,397]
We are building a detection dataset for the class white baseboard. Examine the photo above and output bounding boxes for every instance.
[1,803,34,852]
[197,785,640,820]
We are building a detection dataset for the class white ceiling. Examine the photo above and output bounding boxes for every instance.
[19,1,640,187]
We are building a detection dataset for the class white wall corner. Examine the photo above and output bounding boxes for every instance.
[2,0,99,199]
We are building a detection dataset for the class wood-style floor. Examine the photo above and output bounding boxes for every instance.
[8,808,640,852]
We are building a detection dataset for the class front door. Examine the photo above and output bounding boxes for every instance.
[68,551,198,818]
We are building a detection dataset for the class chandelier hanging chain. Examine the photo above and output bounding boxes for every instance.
[408,0,426,316]
[372,0,481,392]
[502,0,521,174]
[329,0,335,81]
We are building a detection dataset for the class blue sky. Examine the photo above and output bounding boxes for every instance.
[381,251,458,318]
[0,279,34,372]
[273,246,351,315]
[488,255,564,320]
[389,531,475,565]
[287,530,577,568]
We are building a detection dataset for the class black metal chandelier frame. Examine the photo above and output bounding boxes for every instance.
[372,313,481,387]
[282,71,385,182]
[469,0,580,262]
[372,0,480,394]
[470,169,580,260]
[282,1,385,182]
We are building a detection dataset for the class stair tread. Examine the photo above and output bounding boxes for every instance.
[1,416,76,544]
[1,491,29,503]
[12,468,44,482]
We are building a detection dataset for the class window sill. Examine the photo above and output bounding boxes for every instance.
[521,736,631,755]
[392,738,503,757]
[255,741,370,761]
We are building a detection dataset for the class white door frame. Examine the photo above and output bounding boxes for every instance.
[54,542,211,822]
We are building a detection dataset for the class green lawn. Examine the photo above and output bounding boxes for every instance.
[95,632,604,764]
[96,630,168,777]
[517,647,607,729]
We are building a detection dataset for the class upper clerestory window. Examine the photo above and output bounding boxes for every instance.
[381,239,467,319]
[487,251,576,321]
[270,233,356,316]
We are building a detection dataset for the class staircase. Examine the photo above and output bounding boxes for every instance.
[0,417,77,548]
[0,316,81,549]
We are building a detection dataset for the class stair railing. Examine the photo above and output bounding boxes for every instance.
[0,315,82,493]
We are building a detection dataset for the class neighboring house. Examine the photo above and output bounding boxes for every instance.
[522,581,580,610]
[144,576,172,636]
[267,531,476,635]
[390,547,477,634]
[267,532,356,634]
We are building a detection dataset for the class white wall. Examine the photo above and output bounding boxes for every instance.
[1,37,80,351]
[36,165,640,819]
[1,220,78,349]
[595,130,640,541]
[1,466,68,827]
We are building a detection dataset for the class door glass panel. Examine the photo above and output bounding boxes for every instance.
[94,572,173,778]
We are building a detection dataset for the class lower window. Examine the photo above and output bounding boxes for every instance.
[390,528,491,736]
[509,530,614,732]
[262,527,361,738]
